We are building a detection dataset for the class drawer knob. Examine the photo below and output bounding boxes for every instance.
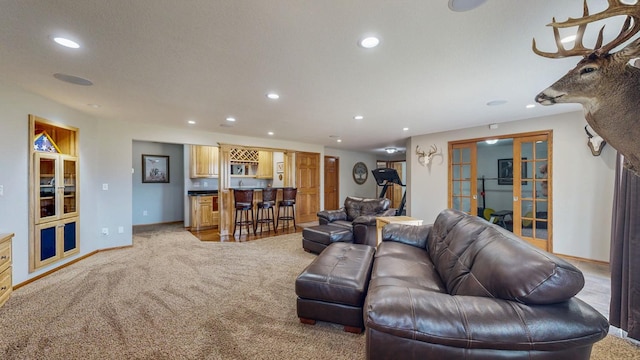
[0,286,6,291]
[0,256,6,260]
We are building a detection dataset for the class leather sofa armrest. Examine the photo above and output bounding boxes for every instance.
[365,286,609,349]
[382,223,432,249]
[317,209,347,223]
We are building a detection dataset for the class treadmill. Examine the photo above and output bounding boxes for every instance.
[371,168,406,216]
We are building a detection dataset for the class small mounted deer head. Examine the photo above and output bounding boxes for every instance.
[585,125,607,156]
[533,0,640,174]
[416,144,438,166]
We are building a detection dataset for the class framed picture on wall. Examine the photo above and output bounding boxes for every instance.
[497,158,527,185]
[142,154,170,183]
[276,162,284,173]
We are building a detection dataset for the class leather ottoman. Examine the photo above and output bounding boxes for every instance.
[295,242,375,333]
[302,224,353,254]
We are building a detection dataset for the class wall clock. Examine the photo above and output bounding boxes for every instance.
[352,162,368,185]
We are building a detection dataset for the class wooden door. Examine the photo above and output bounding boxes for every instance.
[296,152,321,223]
[512,133,552,251]
[449,142,478,215]
[324,156,339,210]
[391,162,404,209]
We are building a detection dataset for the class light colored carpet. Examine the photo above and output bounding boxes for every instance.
[0,225,638,359]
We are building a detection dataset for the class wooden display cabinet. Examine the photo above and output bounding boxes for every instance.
[29,115,80,273]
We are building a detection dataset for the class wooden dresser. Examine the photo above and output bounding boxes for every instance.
[0,233,13,308]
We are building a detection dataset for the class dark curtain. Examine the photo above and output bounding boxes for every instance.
[609,153,640,340]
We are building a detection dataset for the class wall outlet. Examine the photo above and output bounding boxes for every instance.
[0,185,3,196]
[193,182,200,188]
[203,181,208,187]
[118,226,124,234]
[143,210,148,216]
[101,227,109,236]
[102,183,109,190]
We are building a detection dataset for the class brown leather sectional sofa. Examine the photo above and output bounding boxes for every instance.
[317,196,396,246]
[364,208,609,359]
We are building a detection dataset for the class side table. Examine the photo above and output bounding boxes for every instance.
[376,216,424,245]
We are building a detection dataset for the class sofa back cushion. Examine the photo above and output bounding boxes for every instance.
[427,209,584,305]
[344,196,390,221]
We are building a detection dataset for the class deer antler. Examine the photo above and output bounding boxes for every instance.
[533,0,640,58]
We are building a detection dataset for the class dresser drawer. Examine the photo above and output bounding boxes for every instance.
[0,238,11,275]
[0,266,12,307]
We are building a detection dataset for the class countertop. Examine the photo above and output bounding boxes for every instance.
[187,190,218,196]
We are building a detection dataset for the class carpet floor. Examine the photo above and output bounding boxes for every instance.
[0,225,638,359]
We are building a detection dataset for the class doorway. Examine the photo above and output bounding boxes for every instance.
[324,156,340,210]
[449,131,552,251]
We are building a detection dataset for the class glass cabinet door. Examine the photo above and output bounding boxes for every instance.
[61,155,78,218]
[35,153,59,223]
[449,143,477,214]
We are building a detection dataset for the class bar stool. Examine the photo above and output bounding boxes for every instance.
[255,188,278,234]
[276,187,297,231]
[233,189,255,236]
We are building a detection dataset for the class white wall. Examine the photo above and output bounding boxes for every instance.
[324,148,378,208]
[408,112,616,262]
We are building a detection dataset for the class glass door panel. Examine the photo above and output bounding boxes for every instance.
[513,135,551,251]
[449,143,477,214]
[36,153,58,223]
[61,156,78,217]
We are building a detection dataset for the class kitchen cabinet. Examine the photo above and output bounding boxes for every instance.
[190,145,219,178]
[190,195,219,230]
[29,115,80,273]
[256,151,273,179]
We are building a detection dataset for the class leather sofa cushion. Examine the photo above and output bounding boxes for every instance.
[369,241,446,293]
[344,196,391,221]
[428,209,584,305]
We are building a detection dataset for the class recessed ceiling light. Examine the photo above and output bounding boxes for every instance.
[337,139,342,143]
[526,104,536,109]
[448,0,487,12]
[486,100,507,106]
[266,92,280,100]
[385,148,397,154]
[52,36,80,49]
[403,127,409,131]
[359,36,380,49]
[53,73,93,86]
[188,120,196,125]
[268,131,274,136]
[561,35,577,44]
[226,117,236,122]
[354,115,364,120]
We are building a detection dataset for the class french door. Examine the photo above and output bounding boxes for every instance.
[449,143,478,214]
[512,134,552,251]
[448,131,552,252]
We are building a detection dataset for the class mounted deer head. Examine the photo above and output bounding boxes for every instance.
[416,144,438,166]
[585,124,607,156]
[533,0,640,174]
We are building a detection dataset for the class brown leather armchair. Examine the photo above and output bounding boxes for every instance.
[317,196,396,246]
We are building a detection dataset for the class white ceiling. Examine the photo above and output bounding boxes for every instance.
[2,1,634,155]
